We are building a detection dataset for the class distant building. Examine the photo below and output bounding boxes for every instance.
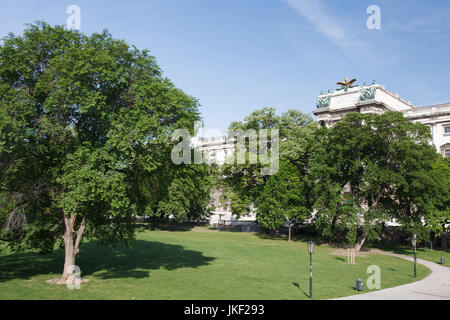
[313,80,450,227]
[313,82,450,158]
[192,136,234,166]
[195,81,450,227]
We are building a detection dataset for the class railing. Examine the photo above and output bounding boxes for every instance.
[405,104,450,117]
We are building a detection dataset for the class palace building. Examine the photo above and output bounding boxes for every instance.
[196,80,450,226]
[313,80,450,157]
[198,80,450,164]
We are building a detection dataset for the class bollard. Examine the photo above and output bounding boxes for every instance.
[441,257,446,265]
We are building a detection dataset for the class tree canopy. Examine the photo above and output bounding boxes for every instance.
[222,108,449,251]
[309,112,449,251]
[256,159,310,241]
[221,107,317,230]
[0,22,212,280]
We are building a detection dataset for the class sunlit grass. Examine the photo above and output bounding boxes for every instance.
[0,227,431,300]
[367,242,449,267]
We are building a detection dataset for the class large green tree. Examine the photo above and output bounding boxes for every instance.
[0,23,205,281]
[417,156,450,247]
[310,112,448,252]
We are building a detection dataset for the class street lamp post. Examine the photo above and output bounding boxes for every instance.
[411,233,417,279]
[307,241,314,299]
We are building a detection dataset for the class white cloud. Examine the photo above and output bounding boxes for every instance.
[282,0,400,67]
[283,0,353,48]
[285,0,344,39]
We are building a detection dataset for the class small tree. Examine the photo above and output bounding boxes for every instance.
[221,107,316,216]
[256,160,309,241]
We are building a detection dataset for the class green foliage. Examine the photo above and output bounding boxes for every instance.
[256,160,309,231]
[156,158,217,222]
[310,112,449,246]
[221,107,317,217]
[423,157,450,235]
[0,22,209,255]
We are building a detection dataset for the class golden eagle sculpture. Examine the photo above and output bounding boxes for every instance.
[337,77,357,89]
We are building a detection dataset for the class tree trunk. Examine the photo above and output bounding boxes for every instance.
[61,213,86,281]
[354,232,368,254]
[288,220,291,242]
[441,232,448,249]
[62,231,76,281]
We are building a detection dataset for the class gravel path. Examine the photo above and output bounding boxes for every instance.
[332,249,450,300]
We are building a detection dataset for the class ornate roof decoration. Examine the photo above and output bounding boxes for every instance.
[360,87,377,102]
[336,77,357,91]
[316,96,331,109]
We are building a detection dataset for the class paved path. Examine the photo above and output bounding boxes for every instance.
[333,249,450,300]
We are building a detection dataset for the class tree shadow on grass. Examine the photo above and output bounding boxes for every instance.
[255,234,327,248]
[370,242,450,256]
[0,240,215,282]
[386,267,414,279]
[139,222,198,232]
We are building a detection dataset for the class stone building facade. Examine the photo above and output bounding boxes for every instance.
[313,82,450,157]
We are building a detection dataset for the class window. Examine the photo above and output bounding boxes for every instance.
[442,144,450,158]
[445,126,450,134]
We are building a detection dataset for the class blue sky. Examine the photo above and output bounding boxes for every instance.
[1,0,449,134]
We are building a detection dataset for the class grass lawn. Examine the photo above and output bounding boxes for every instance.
[0,226,431,300]
[367,242,450,267]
